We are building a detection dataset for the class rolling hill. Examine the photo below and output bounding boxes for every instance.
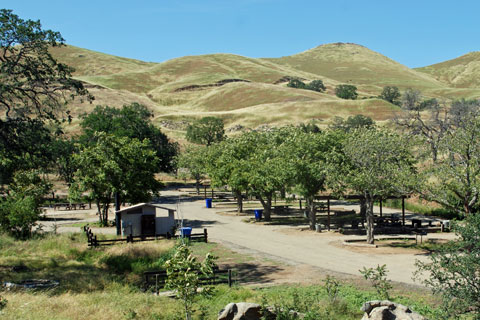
[49,43,480,139]
[416,51,480,88]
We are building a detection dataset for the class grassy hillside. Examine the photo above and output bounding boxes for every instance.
[416,51,480,88]
[49,43,480,138]
[267,43,445,93]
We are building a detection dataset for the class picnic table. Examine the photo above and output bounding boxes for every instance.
[53,203,87,210]
[375,214,401,227]
[272,205,290,214]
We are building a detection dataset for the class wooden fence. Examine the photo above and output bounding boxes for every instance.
[84,226,208,247]
[143,268,234,293]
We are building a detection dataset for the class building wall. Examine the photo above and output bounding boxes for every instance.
[120,206,176,236]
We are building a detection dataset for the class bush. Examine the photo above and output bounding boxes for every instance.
[335,84,358,100]
[379,86,401,105]
[287,79,306,89]
[306,80,326,92]
[415,214,480,318]
[0,170,51,238]
[359,264,392,300]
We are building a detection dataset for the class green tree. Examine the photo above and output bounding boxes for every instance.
[291,129,344,230]
[0,170,51,238]
[186,117,225,146]
[0,119,55,185]
[379,86,401,105]
[80,103,177,172]
[335,84,358,100]
[327,128,418,244]
[164,244,217,320]
[244,129,295,220]
[177,145,208,195]
[0,9,91,121]
[70,133,161,225]
[415,214,480,318]
[206,135,256,213]
[329,114,375,132]
[287,79,306,89]
[306,79,326,92]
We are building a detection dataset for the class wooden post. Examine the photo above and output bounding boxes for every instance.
[155,274,159,294]
[204,228,208,243]
[204,185,207,199]
[327,198,331,231]
[211,188,214,199]
[299,199,302,210]
[402,196,406,226]
[380,199,383,217]
[94,235,98,247]
[228,269,232,288]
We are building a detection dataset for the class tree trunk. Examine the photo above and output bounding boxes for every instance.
[280,187,286,200]
[365,197,375,244]
[195,179,200,195]
[360,198,367,228]
[307,197,316,230]
[235,190,243,213]
[96,199,102,224]
[259,193,272,221]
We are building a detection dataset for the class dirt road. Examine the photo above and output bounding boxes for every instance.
[160,190,454,286]
[41,189,454,286]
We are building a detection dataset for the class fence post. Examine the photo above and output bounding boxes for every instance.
[94,235,98,248]
[228,269,232,287]
[204,228,208,243]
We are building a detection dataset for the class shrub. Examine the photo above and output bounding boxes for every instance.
[359,264,392,300]
[335,84,358,99]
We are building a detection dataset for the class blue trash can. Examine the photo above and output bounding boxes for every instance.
[254,209,263,220]
[180,227,192,238]
[206,198,212,208]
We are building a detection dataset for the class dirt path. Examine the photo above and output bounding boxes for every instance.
[42,189,455,286]
[160,190,456,286]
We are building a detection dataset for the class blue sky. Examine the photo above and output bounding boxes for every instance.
[3,0,479,67]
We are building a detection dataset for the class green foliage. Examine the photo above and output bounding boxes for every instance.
[359,264,392,300]
[80,103,178,172]
[186,116,225,146]
[287,79,325,92]
[335,84,358,100]
[401,88,422,110]
[329,115,375,132]
[0,295,6,311]
[164,244,217,320]
[324,276,340,303]
[415,214,480,318]
[307,79,326,92]
[0,170,51,238]
[0,119,55,185]
[0,9,91,121]
[327,128,419,243]
[177,145,208,193]
[70,133,161,225]
[287,79,306,89]
[379,86,401,105]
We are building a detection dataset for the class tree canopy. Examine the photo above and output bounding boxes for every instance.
[70,133,162,225]
[335,84,358,100]
[186,116,224,146]
[326,128,418,243]
[379,86,401,105]
[80,103,178,172]
[0,9,92,121]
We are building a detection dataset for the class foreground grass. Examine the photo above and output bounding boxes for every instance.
[0,233,447,319]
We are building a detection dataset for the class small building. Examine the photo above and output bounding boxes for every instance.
[115,203,176,237]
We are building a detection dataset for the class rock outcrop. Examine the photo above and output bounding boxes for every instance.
[218,302,263,320]
[361,300,426,320]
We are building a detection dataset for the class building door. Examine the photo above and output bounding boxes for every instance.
[141,215,155,236]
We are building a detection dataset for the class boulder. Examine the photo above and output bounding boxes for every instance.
[218,302,263,320]
[361,300,426,320]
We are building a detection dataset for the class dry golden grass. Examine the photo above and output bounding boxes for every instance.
[48,43,480,139]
